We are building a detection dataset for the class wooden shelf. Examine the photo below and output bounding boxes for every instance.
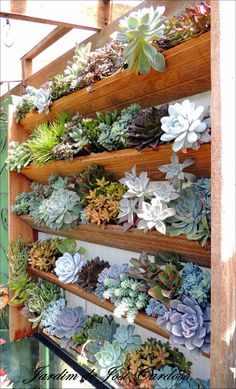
[21,215,210,266]
[30,268,210,359]
[20,143,211,184]
[20,32,210,132]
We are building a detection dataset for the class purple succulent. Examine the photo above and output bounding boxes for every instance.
[53,306,87,347]
[157,295,210,357]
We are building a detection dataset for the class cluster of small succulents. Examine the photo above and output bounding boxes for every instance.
[84,178,126,225]
[157,1,211,50]
[14,86,37,123]
[180,262,211,306]
[95,263,128,299]
[27,238,61,271]
[6,141,33,172]
[11,191,41,216]
[103,273,149,323]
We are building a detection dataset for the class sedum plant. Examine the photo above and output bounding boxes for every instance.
[95,340,126,377]
[6,141,33,172]
[95,263,128,299]
[27,238,61,271]
[128,105,168,151]
[111,6,166,74]
[113,325,141,353]
[160,99,211,152]
[54,252,84,284]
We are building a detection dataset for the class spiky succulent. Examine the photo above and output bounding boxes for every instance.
[112,6,166,74]
[157,295,211,357]
[95,263,128,299]
[166,185,210,245]
[97,104,141,151]
[114,325,141,353]
[159,153,197,190]
[160,100,211,152]
[95,340,126,377]
[40,298,66,333]
[54,252,84,284]
[86,316,119,363]
[12,191,41,216]
[120,338,191,388]
[27,238,61,271]
[77,257,110,292]
[180,262,211,306]
[6,140,33,172]
[33,82,52,114]
[34,186,81,230]
[103,273,148,323]
[157,1,211,50]
[14,86,37,122]
[128,105,168,151]
[85,178,125,225]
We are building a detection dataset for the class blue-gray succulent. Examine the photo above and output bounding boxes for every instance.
[54,252,84,284]
[113,324,141,353]
[95,340,126,377]
[33,82,52,113]
[180,263,211,306]
[95,263,128,299]
[40,298,66,334]
[145,298,168,317]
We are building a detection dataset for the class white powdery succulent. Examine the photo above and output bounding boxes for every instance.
[160,99,211,152]
[34,82,52,114]
[54,252,84,284]
[153,182,180,202]
[118,198,139,225]
[119,165,155,202]
[137,197,175,234]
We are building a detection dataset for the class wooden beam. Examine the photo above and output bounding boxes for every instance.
[22,59,32,82]
[21,26,72,61]
[0,11,101,31]
[211,1,236,388]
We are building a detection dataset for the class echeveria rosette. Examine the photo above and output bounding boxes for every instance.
[40,298,66,334]
[119,166,153,203]
[53,306,88,348]
[118,198,139,229]
[95,340,126,377]
[54,252,84,284]
[160,100,211,152]
[33,82,52,114]
[157,295,211,357]
[137,197,176,234]
[113,325,141,353]
[159,153,197,191]
[145,298,167,317]
[153,365,187,388]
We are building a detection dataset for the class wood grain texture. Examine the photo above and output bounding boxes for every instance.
[21,215,210,266]
[20,143,211,184]
[29,267,210,359]
[8,106,38,340]
[20,32,210,132]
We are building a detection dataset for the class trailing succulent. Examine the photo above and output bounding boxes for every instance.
[127,105,168,151]
[85,177,125,225]
[27,238,61,271]
[160,99,211,152]
[156,295,211,357]
[157,1,211,50]
[77,257,110,292]
[103,273,148,323]
[112,6,166,74]
[120,338,191,388]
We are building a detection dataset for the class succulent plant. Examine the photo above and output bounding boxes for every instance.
[120,165,154,202]
[153,365,187,389]
[85,178,125,225]
[6,140,33,172]
[77,257,110,292]
[28,238,61,271]
[180,262,210,306]
[157,295,211,356]
[114,324,141,353]
[128,106,168,151]
[54,252,84,284]
[33,82,52,113]
[195,177,211,222]
[137,197,176,234]
[30,181,53,198]
[160,100,211,152]
[40,298,66,333]
[159,153,197,190]
[95,340,126,377]
[166,185,210,245]
[97,104,141,151]
[148,264,182,302]
[95,263,128,299]
[14,86,37,122]
[50,74,72,101]
[145,298,167,317]
[64,42,91,89]
[53,306,88,348]
[112,6,166,74]
[72,314,103,346]
[103,273,148,323]
[157,2,211,50]
[12,191,41,216]
[35,187,81,230]
[86,316,119,363]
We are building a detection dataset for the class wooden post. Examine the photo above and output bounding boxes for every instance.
[21,58,32,86]
[211,1,236,388]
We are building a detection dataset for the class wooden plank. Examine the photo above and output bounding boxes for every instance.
[22,58,32,81]
[20,143,211,184]
[21,215,211,266]
[21,26,72,61]
[210,1,236,388]
[29,267,210,359]
[8,105,38,340]
[20,32,210,131]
